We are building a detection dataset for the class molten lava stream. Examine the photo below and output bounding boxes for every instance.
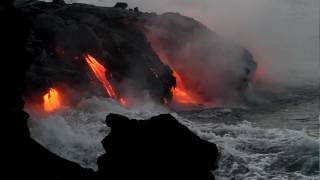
[84,54,117,99]
[171,71,201,104]
[43,88,61,112]
[84,54,129,106]
[253,64,265,85]
[119,97,128,106]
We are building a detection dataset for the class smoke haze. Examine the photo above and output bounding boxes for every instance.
[40,0,319,86]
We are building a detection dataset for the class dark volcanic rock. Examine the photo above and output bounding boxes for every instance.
[22,1,175,104]
[113,2,128,9]
[52,0,66,5]
[96,113,219,180]
[1,1,94,180]
[20,1,256,106]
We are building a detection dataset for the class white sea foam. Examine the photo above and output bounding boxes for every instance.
[26,97,319,179]
[177,118,320,180]
[27,97,169,169]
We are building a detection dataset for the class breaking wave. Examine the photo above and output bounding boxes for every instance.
[180,118,320,180]
[26,97,169,169]
[26,97,319,179]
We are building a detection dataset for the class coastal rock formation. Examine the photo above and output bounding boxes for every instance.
[20,0,256,106]
[22,1,175,104]
[1,1,94,179]
[96,113,219,180]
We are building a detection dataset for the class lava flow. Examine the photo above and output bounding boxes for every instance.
[253,64,265,85]
[43,88,61,112]
[119,98,128,106]
[171,71,201,104]
[84,54,128,106]
[146,37,205,105]
[84,54,117,99]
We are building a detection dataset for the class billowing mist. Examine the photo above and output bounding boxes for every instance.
[39,0,319,87]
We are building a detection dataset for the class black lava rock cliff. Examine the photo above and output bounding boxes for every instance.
[96,113,219,180]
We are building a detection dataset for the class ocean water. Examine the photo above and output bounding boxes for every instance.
[26,84,320,180]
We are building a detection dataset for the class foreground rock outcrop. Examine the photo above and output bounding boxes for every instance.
[96,113,219,180]
[1,1,94,179]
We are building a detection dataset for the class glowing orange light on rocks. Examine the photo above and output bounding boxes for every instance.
[43,88,61,112]
[84,54,129,106]
[85,54,117,99]
[171,71,201,104]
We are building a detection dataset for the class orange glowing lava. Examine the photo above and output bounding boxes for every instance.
[119,97,128,107]
[85,54,117,99]
[84,54,129,106]
[43,88,61,112]
[171,71,200,104]
[253,64,265,85]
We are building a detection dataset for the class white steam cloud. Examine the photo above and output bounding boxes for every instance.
[40,0,320,86]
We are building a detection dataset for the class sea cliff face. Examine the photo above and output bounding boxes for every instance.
[23,1,174,104]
